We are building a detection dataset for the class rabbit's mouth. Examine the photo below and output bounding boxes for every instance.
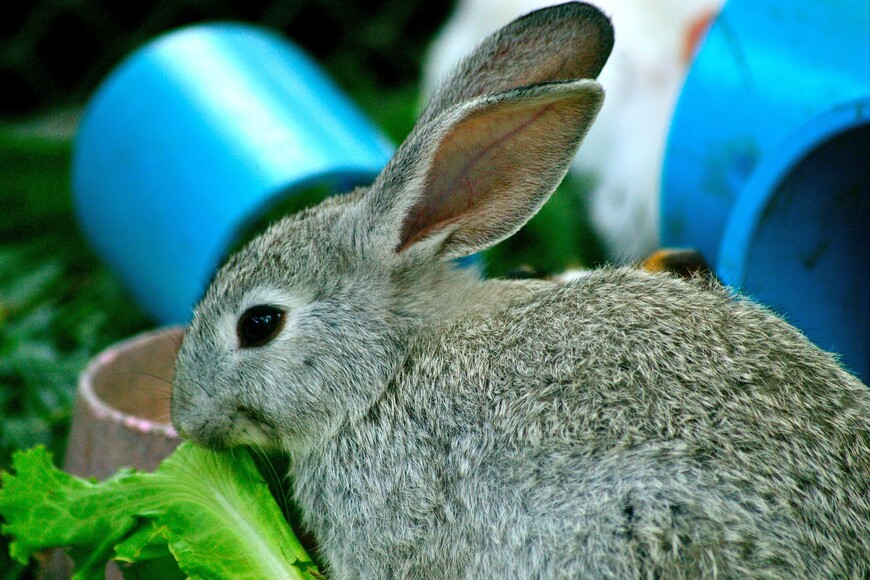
[176,417,237,451]
[174,403,277,451]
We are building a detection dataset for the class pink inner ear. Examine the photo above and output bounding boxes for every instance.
[398,98,575,252]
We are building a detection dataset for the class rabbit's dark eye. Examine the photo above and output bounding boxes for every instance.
[238,305,284,348]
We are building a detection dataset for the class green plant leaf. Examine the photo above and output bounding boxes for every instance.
[0,444,318,579]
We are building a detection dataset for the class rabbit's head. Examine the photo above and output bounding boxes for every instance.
[171,2,614,455]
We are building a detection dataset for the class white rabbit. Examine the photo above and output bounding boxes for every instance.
[425,0,723,263]
[173,3,869,577]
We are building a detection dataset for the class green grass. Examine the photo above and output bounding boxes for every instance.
[0,129,149,465]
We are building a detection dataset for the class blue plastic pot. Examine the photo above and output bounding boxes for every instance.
[72,23,393,324]
[662,0,870,380]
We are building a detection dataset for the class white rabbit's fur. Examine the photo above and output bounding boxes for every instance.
[173,3,869,577]
[425,0,724,262]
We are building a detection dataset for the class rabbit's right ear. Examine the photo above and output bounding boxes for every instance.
[350,2,613,262]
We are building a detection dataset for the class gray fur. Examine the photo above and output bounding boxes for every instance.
[172,3,870,578]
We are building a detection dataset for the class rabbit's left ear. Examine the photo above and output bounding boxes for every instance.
[363,79,604,260]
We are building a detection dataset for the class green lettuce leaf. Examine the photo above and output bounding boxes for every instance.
[0,443,319,579]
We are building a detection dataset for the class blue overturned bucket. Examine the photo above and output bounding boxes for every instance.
[73,23,393,324]
[662,0,870,381]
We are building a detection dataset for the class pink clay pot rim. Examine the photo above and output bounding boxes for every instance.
[78,325,184,439]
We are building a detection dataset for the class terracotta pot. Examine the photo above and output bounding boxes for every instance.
[64,326,184,479]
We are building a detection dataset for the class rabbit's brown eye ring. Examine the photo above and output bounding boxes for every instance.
[238,305,285,348]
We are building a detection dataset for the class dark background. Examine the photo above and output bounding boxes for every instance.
[0,0,453,117]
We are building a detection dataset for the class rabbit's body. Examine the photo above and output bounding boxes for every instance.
[291,267,869,577]
[172,4,869,577]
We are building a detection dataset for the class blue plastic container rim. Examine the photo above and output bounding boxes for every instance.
[717,97,870,286]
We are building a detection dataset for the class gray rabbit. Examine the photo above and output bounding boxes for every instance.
[171,2,870,577]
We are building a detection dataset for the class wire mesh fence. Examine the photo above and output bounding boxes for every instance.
[0,0,454,117]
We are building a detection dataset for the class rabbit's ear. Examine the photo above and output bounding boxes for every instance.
[363,79,604,260]
[419,2,613,126]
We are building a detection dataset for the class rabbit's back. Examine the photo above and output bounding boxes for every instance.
[386,267,870,577]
